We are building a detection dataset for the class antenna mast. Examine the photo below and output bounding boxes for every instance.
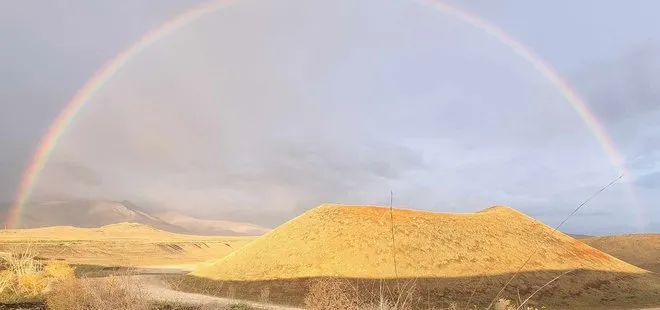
[389,190,398,278]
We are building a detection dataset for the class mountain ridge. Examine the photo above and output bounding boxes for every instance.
[5,199,268,236]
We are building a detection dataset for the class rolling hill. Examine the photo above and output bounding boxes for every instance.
[192,204,644,280]
[185,204,660,309]
[583,234,660,273]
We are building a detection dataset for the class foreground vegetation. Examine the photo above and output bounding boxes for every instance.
[0,251,546,309]
[0,252,257,309]
[0,215,657,309]
[0,251,74,303]
[303,278,545,310]
[0,252,658,309]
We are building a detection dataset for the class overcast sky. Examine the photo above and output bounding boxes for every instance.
[1,0,659,234]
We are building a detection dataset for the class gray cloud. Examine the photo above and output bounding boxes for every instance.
[0,0,206,203]
[577,45,660,123]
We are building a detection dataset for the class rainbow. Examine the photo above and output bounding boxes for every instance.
[6,0,642,229]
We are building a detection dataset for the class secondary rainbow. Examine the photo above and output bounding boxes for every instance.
[7,0,641,228]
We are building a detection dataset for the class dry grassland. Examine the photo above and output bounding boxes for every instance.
[0,223,255,269]
[181,205,660,309]
[583,234,660,274]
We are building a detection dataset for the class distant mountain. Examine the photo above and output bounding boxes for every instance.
[18,200,187,233]
[11,199,268,236]
[154,211,270,236]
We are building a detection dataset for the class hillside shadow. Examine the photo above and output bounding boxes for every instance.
[72,264,138,277]
[176,269,660,310]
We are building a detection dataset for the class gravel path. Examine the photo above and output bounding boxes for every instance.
[133,274,660,310]
[135,275,302,310]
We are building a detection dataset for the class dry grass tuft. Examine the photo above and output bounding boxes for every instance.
[44,260,76,280]
[303,278,549,310]
[492,298,544,310]
[305,278,360,310]
[46,275,149,310]
[259,286,270,303]
[0,251,76,302]
[304,278,418,310]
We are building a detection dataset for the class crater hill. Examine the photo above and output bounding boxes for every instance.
[185,205,660,309]
[191,204,645,280]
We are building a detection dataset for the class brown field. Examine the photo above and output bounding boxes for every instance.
[184,204,660,309]
[0,223,255,270]
[583,234,660,274]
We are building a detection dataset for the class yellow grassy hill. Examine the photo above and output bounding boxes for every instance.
[192,204,646,281]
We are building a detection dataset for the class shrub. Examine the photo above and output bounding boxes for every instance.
[45,260,76,280]
[304,279,418,310]
[0,252,75,302]
[305,279,359,310]
[46,275,149,310]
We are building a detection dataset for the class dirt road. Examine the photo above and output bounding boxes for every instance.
[135,275,302,310]
[122,266,660,310]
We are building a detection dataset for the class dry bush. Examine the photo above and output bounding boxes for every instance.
[305,278,360,310]
[259,286,270,303]
[493,298,544,310]
[0,251,75,302]
[359,280,418,310]
[305,279,418,310]
[493,298,514,310]
[46,275,149,310]
[44,260,76,280]
[227,285,236,300]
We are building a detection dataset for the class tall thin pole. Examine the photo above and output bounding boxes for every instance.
[484,174,624,310]
[389,190,398,278]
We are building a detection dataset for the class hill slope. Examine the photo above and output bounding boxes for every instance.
[192,204,645,280]
[583,234,660,273]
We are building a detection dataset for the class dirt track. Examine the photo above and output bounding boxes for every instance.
[129,275,302,310]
